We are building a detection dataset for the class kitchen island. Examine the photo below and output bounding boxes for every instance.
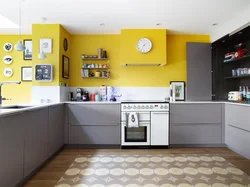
[0,101,250,187]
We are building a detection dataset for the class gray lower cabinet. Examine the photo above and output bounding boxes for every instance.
[24,108,49,178]
[67,104,121,145]
[170,103,224,145]
[68,104,120,125]
[48,104,64,156]
[0,113,25,187]
[225,104,250,159]
[69,125,120,144]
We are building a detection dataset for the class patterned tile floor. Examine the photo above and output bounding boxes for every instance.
[55,154,250,187]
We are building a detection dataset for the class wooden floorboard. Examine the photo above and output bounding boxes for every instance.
[21,147,250,187]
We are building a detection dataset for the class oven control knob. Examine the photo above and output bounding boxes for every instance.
[133,106,136,109]
[164,105,168,109]
[128,106,131,109]
[137,106,141,109]
[146,105,149,109]
[123,106,126,109]
[142,105,145,109]
[150,105,153,109]
[160,105,164,109]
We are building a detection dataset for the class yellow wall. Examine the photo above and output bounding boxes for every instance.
[59,25,71,85]
[70,34,209,87]
[120,29,167,65]
[32,24,61,86]
[0,35,32,105]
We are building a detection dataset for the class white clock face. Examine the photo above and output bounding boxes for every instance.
[136,38,152,53]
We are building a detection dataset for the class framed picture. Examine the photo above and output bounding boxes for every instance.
[62,55,69,79]
[23,40,32,60]
[39,38,52,53]
[170,81,185,101]
[21,66,32,81]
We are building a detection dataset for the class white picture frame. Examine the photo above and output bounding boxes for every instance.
[39,38,52,54]
[21,66,32,81]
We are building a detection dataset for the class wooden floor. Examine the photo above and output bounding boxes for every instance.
[22,147,250,187]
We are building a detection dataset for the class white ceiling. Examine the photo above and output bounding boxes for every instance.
[0,0,250,35]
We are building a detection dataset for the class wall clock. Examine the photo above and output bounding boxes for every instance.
[63,38,68,51]
[136,38,152,53]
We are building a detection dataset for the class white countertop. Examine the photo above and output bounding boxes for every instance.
[1,100,250,117]
[170,101,250,106]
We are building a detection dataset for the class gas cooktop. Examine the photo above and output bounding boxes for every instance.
[121,100,169,103]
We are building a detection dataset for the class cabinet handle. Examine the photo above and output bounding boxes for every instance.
[152,112,169,114]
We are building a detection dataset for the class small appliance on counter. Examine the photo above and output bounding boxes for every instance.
[76,88,83,101]
[228,91,240,101]
[69,92,74,101]
[82,91,89,101]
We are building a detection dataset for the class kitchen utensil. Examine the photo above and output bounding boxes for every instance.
[69,92,74,101]
[95,71,101,77]
[90,93,95,101]
[95,93,102,101]
[103,51,107,58]
[232,69,237,76]
[82,91,89,101]
[101,71,107,77]
[228,91,240,101]
[76,88,83,101]
[98,48,103,58]
[100,85,107,101]
[244,68,248,75]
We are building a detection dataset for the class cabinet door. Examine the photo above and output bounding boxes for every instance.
[170,123,222,144]
[186,42,212,101]
[170,104,222,124]
[0,113,25,187]
[68,104,120,125]
[69,125,120,145]
[151,112,169,145]
[24,108,49,178]
[226,104,250,131]
[48,105,64,156]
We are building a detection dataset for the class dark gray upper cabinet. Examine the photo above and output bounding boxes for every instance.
[186,42,212,101]
[48,105,64,157]
[0,113,25,187]
[24,108,49,178]
[68,104,120,125]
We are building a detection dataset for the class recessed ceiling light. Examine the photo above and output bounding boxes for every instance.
[100,23,105,26]
[222,40,225,43]
[156,23,161,26]
[238,31,243,34]
[212,23,218,26]
[0,14,19,28]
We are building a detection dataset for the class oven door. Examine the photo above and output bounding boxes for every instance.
[121,122,150,146]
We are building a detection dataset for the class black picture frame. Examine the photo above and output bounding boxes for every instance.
[21,66,32,82]
[62,55,69,79]
[170,81,185,101]
[23,39,32,60]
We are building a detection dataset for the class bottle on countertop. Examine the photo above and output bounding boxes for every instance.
[243,86,246,101]
[246,86,250,102]
[238,86,243,102]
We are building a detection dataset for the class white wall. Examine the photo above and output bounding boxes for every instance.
[210,4,250,42]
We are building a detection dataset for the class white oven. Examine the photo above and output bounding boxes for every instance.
[121,101,169,147]
[121,121,150,146]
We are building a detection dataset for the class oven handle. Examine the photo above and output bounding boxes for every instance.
[122,121,149,127]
